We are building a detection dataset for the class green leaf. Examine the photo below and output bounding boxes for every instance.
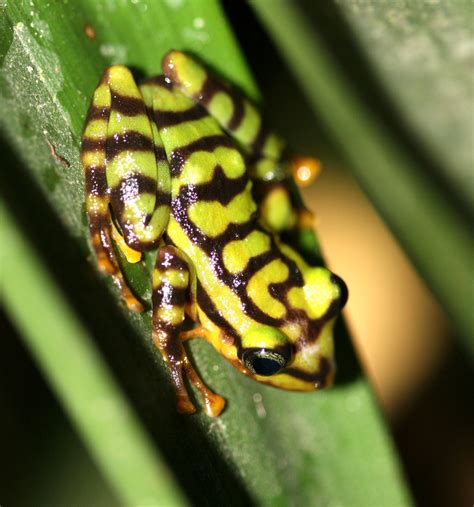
[0,1,412,505]
[1,201,186,507]
[251,0,474,352]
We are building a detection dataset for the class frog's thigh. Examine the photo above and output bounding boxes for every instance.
[152,246,225,417]
[105,66,170,253]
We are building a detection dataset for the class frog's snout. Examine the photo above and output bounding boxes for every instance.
[331,273,348,310]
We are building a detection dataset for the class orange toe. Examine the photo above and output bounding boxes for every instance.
[204,393,226,417]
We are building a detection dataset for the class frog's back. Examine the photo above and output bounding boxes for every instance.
[149,82,295,331]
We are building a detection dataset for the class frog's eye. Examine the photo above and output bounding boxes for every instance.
[241,346,291,377]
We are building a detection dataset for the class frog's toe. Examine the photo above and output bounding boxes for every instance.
[203,393,226,418]
[176,395,196,415]
[97,254,115,274]
[124,294,144,313]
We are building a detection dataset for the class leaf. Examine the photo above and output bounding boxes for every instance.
[1,200,186,507]
[0,1,412,506]
[251,0,474,352]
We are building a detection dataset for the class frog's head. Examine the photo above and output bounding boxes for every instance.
[238,270,347,391]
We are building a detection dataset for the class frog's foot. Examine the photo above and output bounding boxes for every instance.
[182,358,225,417]
[152,329,197,415]
[89,216,144,313]
[152,246,225,417]
[180,325,211,342]
[297,208,316,230]
[152,330,225,417]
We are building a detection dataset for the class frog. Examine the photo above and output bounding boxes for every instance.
[80,50,348,417]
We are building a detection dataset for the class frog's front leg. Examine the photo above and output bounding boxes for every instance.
[152,246,225,417]
[81,66,170,310]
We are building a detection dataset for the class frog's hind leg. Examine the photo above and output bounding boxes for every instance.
[82,66,172,311]
[152,246,225,417]
[161,51,318,238]
[161,51,322,183]
[81,74,143,311]
[105,66,171,253]
[162,50,284,161]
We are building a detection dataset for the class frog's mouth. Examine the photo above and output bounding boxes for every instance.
[282,355,336,390]
[229,350,335,391]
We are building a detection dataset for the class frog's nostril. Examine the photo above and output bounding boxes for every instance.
[331,273,348,310]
